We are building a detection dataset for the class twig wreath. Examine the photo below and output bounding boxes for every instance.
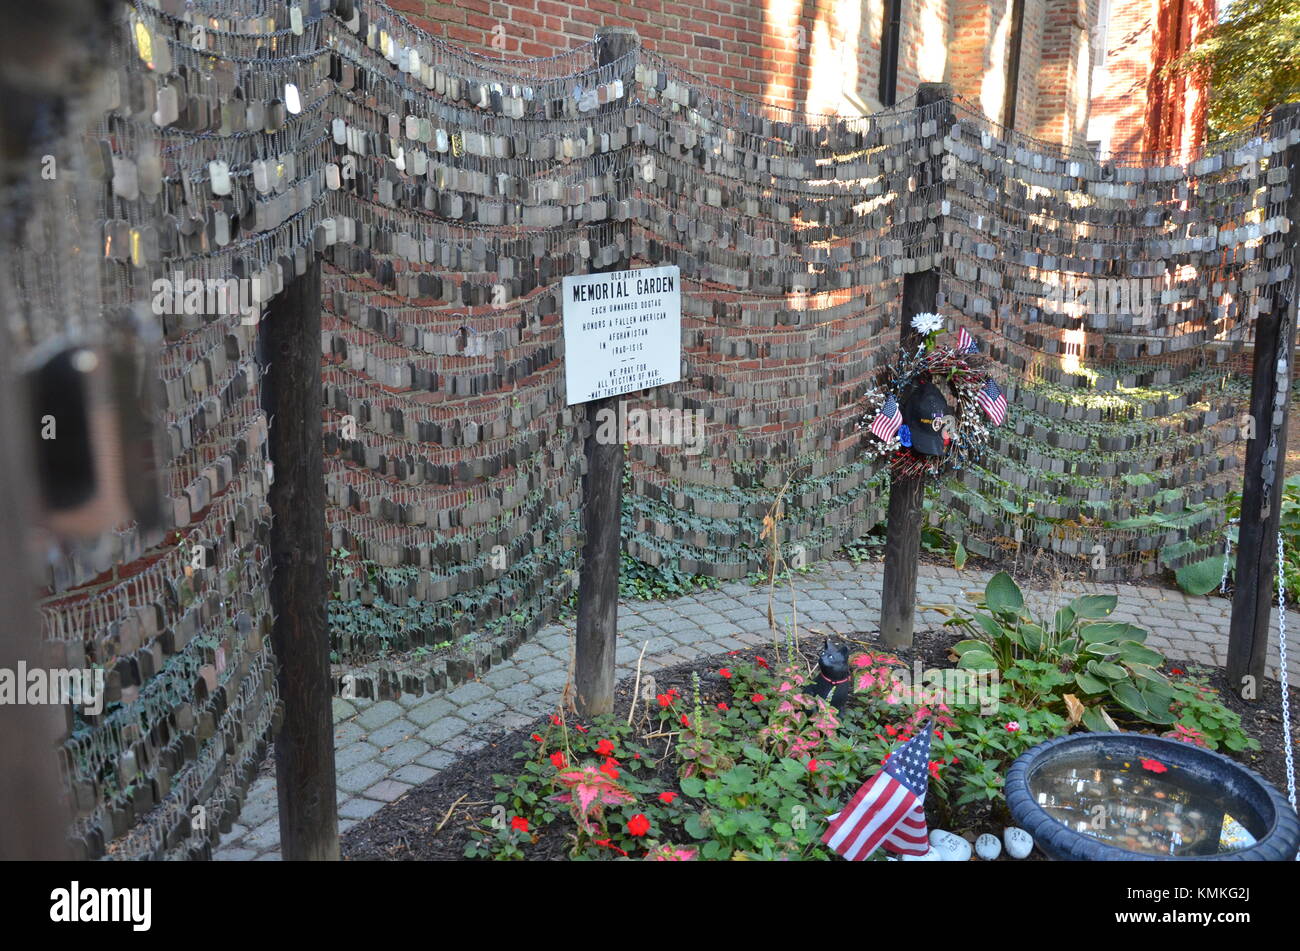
[859,315,1007,479]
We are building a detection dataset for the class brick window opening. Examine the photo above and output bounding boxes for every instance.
[879,0,903,107]
[1003,0,1026,130]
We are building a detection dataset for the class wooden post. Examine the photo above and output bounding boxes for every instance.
[880,83,951,649]
[262,255,338,858]
[574,27,637,718]
[1228,102,1300,696]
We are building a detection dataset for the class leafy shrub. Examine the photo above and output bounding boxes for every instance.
[944,572,1255,752]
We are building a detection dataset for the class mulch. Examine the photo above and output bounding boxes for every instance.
[341,625,1298,861]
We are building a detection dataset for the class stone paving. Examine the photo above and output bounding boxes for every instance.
[214,559,1300,859]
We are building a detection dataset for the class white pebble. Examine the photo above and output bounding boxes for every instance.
[1004,826,1034,859]
[975,833,1002,860]
[929,829,973,861]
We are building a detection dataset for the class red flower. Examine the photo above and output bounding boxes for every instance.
[807,759,819,773]
[751,693,765,703]
[1005,721,1020,733]
[1170,668,1184,676]
[680,714,690,727]
[550,714,562,726]
[658,791,678,804]
[593,837,628,857]
[510,815,529,832]
[928,761,942,779]
[755,656,769,669]
[627,814,650,837]
[600,758,620,779]
[716,702,729,711]
[885,724,897,737]
[657,693,672,708]
[1140,758,1168,774]
[549,751,567,769]
[530,733,543,743]
[594,738,615,756]
[719,668,733,679]
[574,724,589,734]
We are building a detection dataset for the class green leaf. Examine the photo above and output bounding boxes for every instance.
[1138,690,1176,725]
[1074,671,1108,694]
[954,541,967,570]
[1117,642,1165,667]
[1018,623,1045,653]
[970,612,1007,642]
[1079,622,1143,644]
[1175,553,1226,596]
[951,639,992,656]
[1069,594,1118,619]
[957,650,999,670]
[1087,660,1128,680]
[1082,705,1115,732]
[1053,605,1076,636]
[1110,681,1149,716]
[985,571,1024,616]
[679,776,705,798]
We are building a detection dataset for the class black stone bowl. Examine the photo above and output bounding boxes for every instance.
[1006,732,1300,861]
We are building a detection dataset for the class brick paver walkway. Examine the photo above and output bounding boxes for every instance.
[214,560,1300,859]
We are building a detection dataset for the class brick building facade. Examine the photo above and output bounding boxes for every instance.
[391,0,1106,148]
[1086,0,1216,158]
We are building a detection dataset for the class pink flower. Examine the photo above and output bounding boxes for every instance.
[1005,721,1020,733]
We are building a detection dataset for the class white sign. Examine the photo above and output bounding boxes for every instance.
[562,265,681,405]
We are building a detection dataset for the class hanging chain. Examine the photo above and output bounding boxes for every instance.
[1275,531,1296,819]
[1221,518,1240,593]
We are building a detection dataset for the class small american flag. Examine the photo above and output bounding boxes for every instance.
[956,326,977,353]
[822,725,932,861]
[869,394,903,442]
[977,379,1007,425]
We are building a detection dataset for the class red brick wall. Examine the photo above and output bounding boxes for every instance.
[1087,0,1213,157]
[389,0,1094,141]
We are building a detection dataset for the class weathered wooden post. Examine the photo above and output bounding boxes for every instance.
[880,83,952,649]
[262,254,338,858]
[573,26,639,718]
[1228,101,1300,696]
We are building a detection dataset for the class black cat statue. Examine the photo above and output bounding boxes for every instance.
[808,638,851,713]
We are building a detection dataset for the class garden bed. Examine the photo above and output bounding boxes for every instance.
[342,620,1297,861]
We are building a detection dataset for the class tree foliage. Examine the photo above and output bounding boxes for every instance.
[1170,0,1300,135]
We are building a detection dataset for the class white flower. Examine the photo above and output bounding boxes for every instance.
[910,312,944,336]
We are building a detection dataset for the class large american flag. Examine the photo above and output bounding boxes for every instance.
[977,379,1007,425]
[822,725,932,860]
[956,326,977,354]
[869,394,903,442]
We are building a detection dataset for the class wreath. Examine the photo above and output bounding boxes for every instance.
[858,315,1007,479]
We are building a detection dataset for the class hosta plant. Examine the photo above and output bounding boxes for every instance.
[945,571,1177,732]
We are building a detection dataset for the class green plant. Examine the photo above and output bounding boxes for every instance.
[1163,669,1259,753]
[1187,475,1300,602]
[946,571,1177,731]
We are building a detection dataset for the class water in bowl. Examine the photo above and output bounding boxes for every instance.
[1028,747,1267,857]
